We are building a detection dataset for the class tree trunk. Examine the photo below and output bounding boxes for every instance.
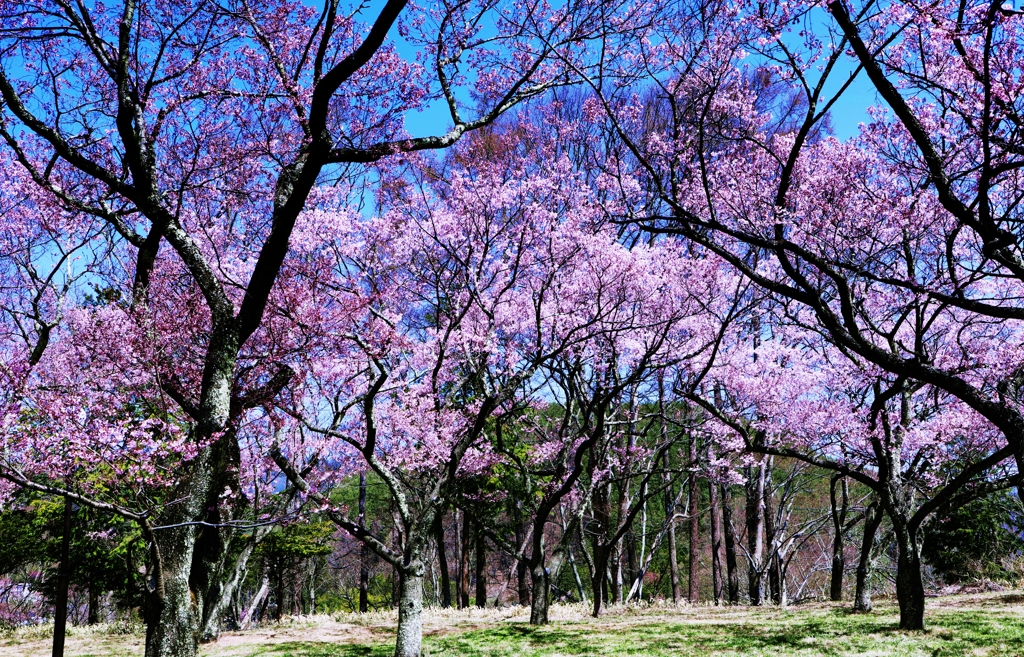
[239,572,269,629]
[475,532,486,608]
[274,558,285,622]
[145,526,203,657]
[192,433,244,642]
[829,476,848,602]
[88,582,100,625]
[200,535,258,639]
[708,476,723,604]
[434,510,451,609]
[52,494,72,657]
[530,563,551,624]
[513,511,530,606]
[687,435,699,603]
[590,548,610,618]
[664,455,681,603]
[854,501,883,613]
[763,462,781,605]
[359,473,370,613]
[394,566,425,657]
[721,484,739,604]
[458,512,471,609]
[893,521,925,630]
[745,460,765,606]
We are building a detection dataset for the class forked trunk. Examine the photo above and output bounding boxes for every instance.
[394,566,425,657]
[199,537,256,640]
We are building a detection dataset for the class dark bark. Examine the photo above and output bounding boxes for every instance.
[829,476,849,601]
[434,509,451,609]
[721,484,740,603]
[51,494,71,657]
[475,532,487,608]
[662,451,681,604]
[359,473,370,613]
[687,435,699,603]
[708,477,724,604]
[591,480,612,614]
[609,547,621,604]
[274,559,285,622]
[530,564,552,624]
[590,548,610,618]
[514,516,530,605]
[458,511,471,609]
[893,520,925,630]
[854,501,883,613]
[763,462,781,605]
[88,582,100,625]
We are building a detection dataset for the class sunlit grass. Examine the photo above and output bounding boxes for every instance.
[5,593,1024,656]
[232,594,1024,657]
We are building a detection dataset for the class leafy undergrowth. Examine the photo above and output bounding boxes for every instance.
[4,593,1024,656]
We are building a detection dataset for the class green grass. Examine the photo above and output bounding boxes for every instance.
[238,595,1024,657]
[5,595,1022,656]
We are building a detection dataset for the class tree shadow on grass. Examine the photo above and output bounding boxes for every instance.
[239,610,1024,657]
[249,641,390,657]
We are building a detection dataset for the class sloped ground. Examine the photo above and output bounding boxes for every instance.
[3,592,1024,656]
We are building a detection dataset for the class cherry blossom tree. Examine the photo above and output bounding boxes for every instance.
[0,1,661,654]
[558,0,1024,629]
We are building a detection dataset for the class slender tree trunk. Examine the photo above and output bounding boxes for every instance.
[829,476,849,602]
[52,494,72,657]
[609,545,622,604]
[721,484,739,604]
[854,501,883,613]
[475,532,486,608]
[240,572,270,629]
[708,477,723,604]
[88,582,100,625]
[687,435,699,603]
[394,565,425,657]
[664,453,681,604]
[513,509,530,606]
[358,473,370,613]
[434,509,451,609]
[763,463,781,605]
[458,512,471,609]
[592,480,612,612]
[745,461,765,606]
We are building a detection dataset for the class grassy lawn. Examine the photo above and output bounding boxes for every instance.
[5,592,1024,656]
